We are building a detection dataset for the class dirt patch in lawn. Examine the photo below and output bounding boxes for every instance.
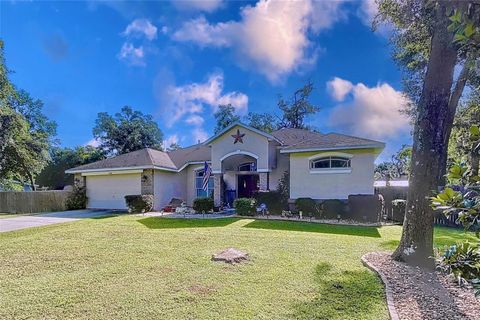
[188,284,217,296]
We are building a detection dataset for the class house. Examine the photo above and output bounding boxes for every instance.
[65,122,385,210]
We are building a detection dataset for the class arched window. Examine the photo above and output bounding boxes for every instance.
[238,162,256,172]
[310,156,351,169]
[195,169,214,197]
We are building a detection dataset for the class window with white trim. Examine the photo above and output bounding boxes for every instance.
[195,170,214,197]
[310,156,351,169]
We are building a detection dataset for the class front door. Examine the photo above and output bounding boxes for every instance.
[237,175,259,198]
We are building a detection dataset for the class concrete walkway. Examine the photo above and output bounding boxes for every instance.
[0,210,114,233]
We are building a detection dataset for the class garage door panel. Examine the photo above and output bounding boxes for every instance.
[86,174,141,209]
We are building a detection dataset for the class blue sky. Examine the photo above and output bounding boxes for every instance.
[1,0,412,161]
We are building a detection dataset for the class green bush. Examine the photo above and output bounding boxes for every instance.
[193,197,214,213]
[437,242,480,295]
[254,191,284,214]
[321,200,347,219]
[295,198,320,218]
[234,198,256,216]
[125,195,154,213]
[66,186,88,210]
[277,171,290,209]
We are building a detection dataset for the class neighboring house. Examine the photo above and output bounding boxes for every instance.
[66,122,385,210]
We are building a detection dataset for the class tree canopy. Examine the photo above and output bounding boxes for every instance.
[36,146,105,189]
[244,112,278,133]
[243,81,319,133]
[0,40,56,190]
[93,106,163,155]
[213,104,240,134]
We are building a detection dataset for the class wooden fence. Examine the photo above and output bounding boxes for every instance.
[0,191,72,214]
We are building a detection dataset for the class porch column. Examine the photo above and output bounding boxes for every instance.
[74,173,85,188]
[141,169,154,195]
[214,174,223,207]
[259,172,269,191]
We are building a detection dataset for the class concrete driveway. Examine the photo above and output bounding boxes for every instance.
[0,210,114,233]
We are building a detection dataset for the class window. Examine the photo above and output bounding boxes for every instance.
[310,157,351,169]
[195,170,214,197]
[238,162,256,171]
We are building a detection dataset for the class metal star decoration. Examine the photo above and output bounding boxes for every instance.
[231,129,245,144]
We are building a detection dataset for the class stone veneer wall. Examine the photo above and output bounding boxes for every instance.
[141,169,154,195]
[213,174,222,207]
[259,172,268,191]
[74,173,85,188]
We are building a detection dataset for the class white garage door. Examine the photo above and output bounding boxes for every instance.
[86,173,141,209]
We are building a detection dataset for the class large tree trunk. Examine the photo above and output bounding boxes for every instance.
[437,62,471,185]
[392,3,458,268]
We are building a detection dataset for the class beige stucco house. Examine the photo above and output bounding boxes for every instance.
[66,122,385,210]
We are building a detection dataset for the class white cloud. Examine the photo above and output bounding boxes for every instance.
[358,0,378,26]
[172,0,224,13]
[163,134,179,149]
[173,0,347,83]
[161,71,248,127]
[173,16,234,48]
[185,115,205,126]
[123,18,158,40]
[329,78,411,140]
[192,127,209,143]
[85,138,101,148]
[327,77,354,101]
[117,43,145,66]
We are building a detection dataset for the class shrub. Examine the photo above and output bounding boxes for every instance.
[321,200,347,219]
[125,195,154,213]
[277,171,290,209]
[254,191,283,214]
[437,242,480,295]
[234,198,256,216]
[193,197,214,213]
[66,186,87,210]
[295,198,320,218]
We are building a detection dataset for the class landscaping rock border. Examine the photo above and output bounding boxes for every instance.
[362,252,479,320]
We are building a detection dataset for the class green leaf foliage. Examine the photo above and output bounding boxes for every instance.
[93,106,163,155]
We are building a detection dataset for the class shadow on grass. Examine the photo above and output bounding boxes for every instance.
[243,220,381,238]
[89,214,120,220]
[138,217,241,229]
[291,262,387,319]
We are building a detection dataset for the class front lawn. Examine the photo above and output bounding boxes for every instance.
[0,216,473,319]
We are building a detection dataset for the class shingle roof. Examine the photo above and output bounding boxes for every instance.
[66,148,178,172]
[66,127,384,173]
[167,144,211,169]
[271,128,384,152]
[66,146,211,173]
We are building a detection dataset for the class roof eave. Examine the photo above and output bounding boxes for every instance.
[279,144,385,154]
[65,165,179,175]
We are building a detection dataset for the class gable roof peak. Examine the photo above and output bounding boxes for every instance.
[202,121,280,145]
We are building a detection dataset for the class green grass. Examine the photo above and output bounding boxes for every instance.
[0,216,475,319]
[138,217,241,229]
[244,219,381,237]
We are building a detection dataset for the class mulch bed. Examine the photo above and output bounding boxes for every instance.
[362,252,479,320]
